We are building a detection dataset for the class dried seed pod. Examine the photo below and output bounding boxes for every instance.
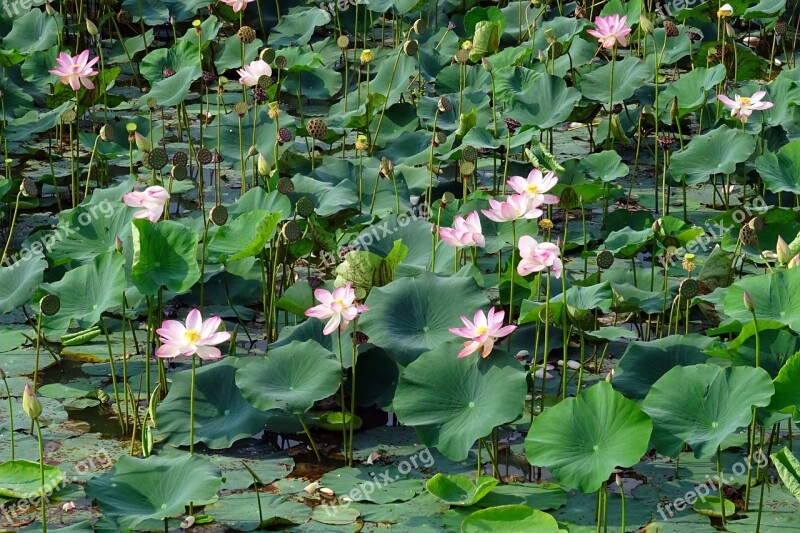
[663,19,679,37]
[403,40,419,56]
[412,18,427,35]
[209,205,228,226]
[306,118,328,140]
[679,278,699,299]
[274,55,288,69]
[775,20,787,37]
[99,125,114,142]
[260,47,276,63]
[461,145,478,162]
[296,196,315,217]
[146,147,168,170]
[437,97,453,113]
[252,86,268,104]
[20,177,38,198]
[172,151,188,167]
[237,25,256,44]
[196,147,213,165]
[116,9,132,24]
[40,294,61,316]
[336,35,350,49]
[278,127,293,144]
[596,250,615,270]
[201,70,216,86]
[277,177,295,195]
[739,224,757,246]
[171,165,188,181]
[282,220,303,242]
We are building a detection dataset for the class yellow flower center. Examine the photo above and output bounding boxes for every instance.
[475,326,488,335]
[740,97,751,105]
[526,184,539,194]
[184,329,202,344]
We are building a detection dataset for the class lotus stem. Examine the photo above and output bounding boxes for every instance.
[100,317,123,432]
[348,318,359,465]
[716,445,726,525]
[297,415,321,462]
[36,419,47,533]
[189,353,196,455]
[2,374,14,460]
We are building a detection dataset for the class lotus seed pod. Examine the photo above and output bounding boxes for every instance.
[437,97,453,113]
[147,147,168,170]
[336,35,350,49]
[296,196,315,217]
[461,145,478,162]
[209,205,229,226]
[434,131,447,146]
[739,224,757,246]
[260,48,276,63]
[282,220,303,242]
[60,109,76,124]
[237,25,256,44]
[455,48,470,64]
[146,97,157,110]
[360,49,374,64]
[141,151,151,169]
[116,9,133,24]
[257,152,271,176]
[20,177,38,198]
[277,177,295,195]
[257,74,273,90]
[403,40,419,56]
[663,19,678,37]
[233,101,249,118]
[775,20,787,36]
[679,278,699,299]
[306,118,328,140]
[413,18,428,35]
[459,160,475,176]
[274,55,288,69]
[171,164,188,181]
[278,127,293,144]
[596,250,616,270]
[22,384,42,420]
[172,151,188,167]
[40,294,61,316]
[202,70,216,85]
[196,147,213,165]
[99,125,113,142]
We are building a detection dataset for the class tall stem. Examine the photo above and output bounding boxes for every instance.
[35,419,47,533]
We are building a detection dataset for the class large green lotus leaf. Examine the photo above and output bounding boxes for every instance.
[0,254,46,314]
[86,454,221,530]
[0,327,26,353]
[4,101,73,141]
[359,272,490,366]
[525,381,652,493]
[578,150,629,182]
[579,58,653,104]
[659,65,726,121]
[755,139,800,195]
[138,66,200,109]
[131,219,200,295]
[215,36,263,72]
[0,460,63,498]
[121,0,169,24]
[393,344,527,461]
[760,75,800,127]
[613,334,713,400]
[2,10,59,53]
[493,67,542,104]
[268,7,331,46]
[724,268,800,333]
[461,505,560,533]
[228,187,292,220]
[320,466,423,504]
[477,483,567,510]
[767,352,800,415]
[235,340,341,415]
[41,252,125,334]
[364,0,422,14]
[283,67,343,100]
[205,492,311,531]
[156,358,270,449]
[743,0,786,18]
[426,474,498,507]
[601,227,652,257]
[139,39,198,84]
[508,73,581,129]
[669,126,756,186]
[47,201,133,265]
[772,447,800,503]
[335,241,408,298]
[642,364,774,458]
[207,210,281,263]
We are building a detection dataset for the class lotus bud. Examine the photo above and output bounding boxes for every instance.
[23,383,42,420]
[115,236,123,253]
[0,367,5,379]
[670,96,679,121]
[605,369,615,382]
[45,4,55,15]
[725,23,736,39]
[652,218,662,234]
[556,236,563,249]
[180,516,195,529]
[743,291,754,312]
[615,473,623,487]
[639,14,653,35]
[134,132,151,153]
[777,235,791,264]
[481,58,492,72]
[86,19,99,37]
[789,253,800,269]
[515,350,529,361]
[257,152,271,176]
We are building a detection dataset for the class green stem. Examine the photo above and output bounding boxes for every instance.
[2,376,14,460]
[189,353,196,455]
[35,419,47,533]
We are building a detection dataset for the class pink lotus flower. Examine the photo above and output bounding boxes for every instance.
[123,185,169,223]
[439,211,485,248]
[587,14,632,49]
[237,59,272,87]
[482,194,543,223]
[220,0,255,12]
[717,91,773,123]
[155,309,231,360]
[305,282,368,335]
[49,50,99,91]
[449,308,517,359]
[517,236,563,278]
[507,168,559,205]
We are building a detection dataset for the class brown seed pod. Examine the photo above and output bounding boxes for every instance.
[403,40,419,56]
[196,147,213,165]
[172,151,188,167]
[282,220,303,242]
[278,127,293,144]
[679,278,699,299]
[209,205,229,226]
[147,147,168,170]
[116,10,132,24]
[277,177,295,195]
[306,118,328,140]
[739,224,758,246]
[596,250,615,270]
[39,294,61,317]
[663,19,679,37]
[437,97,453,113]
[20,177,38,198]
[237,26,256,44]
[295,196,315,217]
[461,145,478,162]
[775,20,787,37]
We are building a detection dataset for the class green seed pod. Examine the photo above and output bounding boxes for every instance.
[679,278,699,299]
[282,220,303,242]
[171,164,188,181]
[40,294,61,316]
[277,177,295,195]
[196,147,213,165]
[596,250,615,270]
[209,205,228,226]
[147,147,168,170]
[296,196,315,217]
